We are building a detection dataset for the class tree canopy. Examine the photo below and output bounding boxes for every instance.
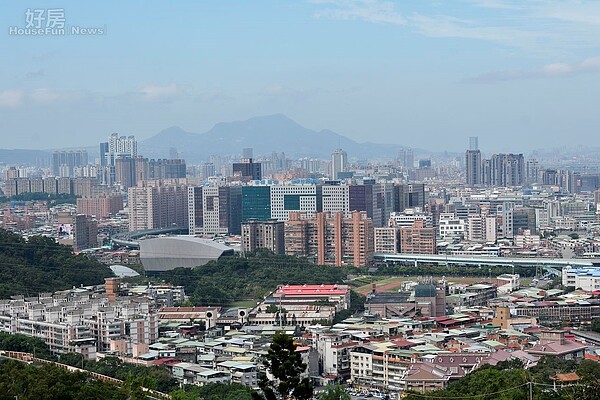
[375,263,537,278]
[403,357,600,400]
[0,359,128,400]
[60,354,178,393]
[0,331,53,359]
[161,250,352,306]
[258,331,313,400]
[318,384,351,400]
[0,229,111,298]
[171,383,258,400]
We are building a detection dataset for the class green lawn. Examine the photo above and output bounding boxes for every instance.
[230,300,259,308]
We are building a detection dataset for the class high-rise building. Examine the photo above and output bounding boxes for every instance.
[348,181,392,228]
[115,157,137,189]
[57,177,72,194]
[73,214,98,251]
[242,186,272,222]
[200,163,216,180]
[499,202,514,238]
[99,142,109,166]
[128,181,188,232]
[465,150,482,187]
[241,219,285,255]
[485,215,497,242]
[232,158,262,181]
[149,159,187,180]
[44,177,58,195]
[322,184,350,214]
[540,169,558,186]
[187,185,242,236]
[52,150,88,177]
[77,194,124,219]
[400,220,436,254]
[284,211,373,267]
[6,166,19,179]
[397,148,414,170]
[72,177,103,198]
[331,149,348,180]
[466,215,485,242]
[526,159,539,185]
[418,159,431,169]
[469,136,479,151]
[242,148,253,159]
[483,154,525,187]
[374,226,400,254]
[106,133,137,166]
[270,184,322,221]
[394,183,426,212]
[169,147,179,160]
[3,179,18,197]
[29,178,44,193]
[513,207,537,235]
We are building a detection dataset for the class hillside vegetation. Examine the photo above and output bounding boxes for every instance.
[161,249,355,306]
[0,229,111,298]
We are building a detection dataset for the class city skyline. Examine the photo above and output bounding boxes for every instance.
[2,1,600,152]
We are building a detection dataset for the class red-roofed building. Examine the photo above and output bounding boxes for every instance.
[158,306,222,329]
[527,330,587,360]
[273,284,350,311]
[248,284,350,326]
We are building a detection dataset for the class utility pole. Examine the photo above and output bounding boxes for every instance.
[279,293,285,327]
[529,382,533,400]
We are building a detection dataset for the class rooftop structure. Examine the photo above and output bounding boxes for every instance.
[139,235,235,272]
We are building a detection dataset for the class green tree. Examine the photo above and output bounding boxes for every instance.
[591,318,600,333]
[0,332,52,359]
[318,384,351,400]
[0,229,111,299]
[404,366,529,400]
[530,356,577,384]
[171,383,257,400]
[161,251,350,307]
[266,304,280,313]
[0,359,128,400]
[258,332,313,400]
[577,359,600,383]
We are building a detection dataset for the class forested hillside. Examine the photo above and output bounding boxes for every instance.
[0,360,128,400]
[161,249,355,306]
[0,229,111,298]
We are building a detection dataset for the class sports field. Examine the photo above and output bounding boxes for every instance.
[352,275,497,295]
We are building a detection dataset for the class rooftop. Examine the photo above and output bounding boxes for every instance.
[274,284,349,296]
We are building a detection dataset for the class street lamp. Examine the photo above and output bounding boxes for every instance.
[279,293,285,327]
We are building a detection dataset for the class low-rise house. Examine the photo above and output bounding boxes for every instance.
[526,330,587,360]
[172,362,231,386]
[217,361,258,387]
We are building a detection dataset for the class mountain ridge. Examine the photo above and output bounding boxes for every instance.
[139,114,409,162]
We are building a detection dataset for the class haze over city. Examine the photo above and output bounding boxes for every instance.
[2,1,600,152]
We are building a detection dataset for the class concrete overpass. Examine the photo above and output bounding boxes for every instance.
[374,253,599,269]
[111,226,188,248]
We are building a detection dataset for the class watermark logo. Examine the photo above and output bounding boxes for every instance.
[8,8,106,36]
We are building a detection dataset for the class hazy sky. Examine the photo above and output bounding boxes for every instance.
[1,0,600,153]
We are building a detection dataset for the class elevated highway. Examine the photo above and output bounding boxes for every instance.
[111,226,188,248]
[374,253,599,270]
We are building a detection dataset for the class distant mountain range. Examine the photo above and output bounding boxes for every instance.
[139,114,410,162]
[0,115,419,166]
[0,149,51,166]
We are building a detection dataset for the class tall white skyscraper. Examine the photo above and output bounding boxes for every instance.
[331,149,348,180]
[469,136,479,151]
[106,133,137,166]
